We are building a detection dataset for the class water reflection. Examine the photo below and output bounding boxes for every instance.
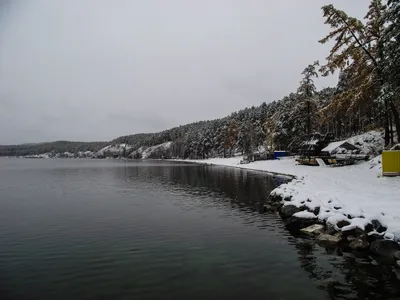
[115,161,400,300]
[2,159,400,300]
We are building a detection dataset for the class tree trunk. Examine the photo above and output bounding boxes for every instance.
[307,101,311,140]
[384,99,390,147]
[390,101,400,143]
[389,112,394,145]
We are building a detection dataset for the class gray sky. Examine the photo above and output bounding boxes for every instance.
[0,0,369,144]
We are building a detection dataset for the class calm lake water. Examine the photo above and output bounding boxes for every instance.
[0,158,399,300]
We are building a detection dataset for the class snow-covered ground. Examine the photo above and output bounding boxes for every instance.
[181,131,400,241]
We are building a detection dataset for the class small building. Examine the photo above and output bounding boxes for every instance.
[321,140,359,156]
[321,140,369,164]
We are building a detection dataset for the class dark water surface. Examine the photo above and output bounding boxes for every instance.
[0,159,399,300]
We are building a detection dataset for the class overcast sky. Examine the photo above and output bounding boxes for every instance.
[0,0,369,144]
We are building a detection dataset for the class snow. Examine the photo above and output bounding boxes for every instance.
[293,211,317,219]
[179,131,400,240]
[97,143,133,156]
[326,215,350,226]
[341,218,371,231]
[347,130,384,156]
[305,138,318,145]
[141,142,172,159]
[322,141,351,153]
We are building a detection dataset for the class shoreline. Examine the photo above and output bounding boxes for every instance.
[176,156,400,267]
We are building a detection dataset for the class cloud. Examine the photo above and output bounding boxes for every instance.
[0,0,370,144]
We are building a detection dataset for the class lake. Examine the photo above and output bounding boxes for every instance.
[0,158,399,300]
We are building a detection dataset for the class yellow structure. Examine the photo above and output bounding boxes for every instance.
[382,150,400,176]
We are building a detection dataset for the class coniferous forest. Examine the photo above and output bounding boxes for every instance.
[1,1,399,158]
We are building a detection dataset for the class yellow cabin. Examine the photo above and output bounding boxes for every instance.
[382,151,400,176]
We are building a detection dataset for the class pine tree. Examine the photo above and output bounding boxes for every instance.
[297,61,320,141]
[318,2,396,145]
[223,119,238,157]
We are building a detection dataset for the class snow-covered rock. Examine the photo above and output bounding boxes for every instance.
[279,204,301,219]
[293,211,317,219]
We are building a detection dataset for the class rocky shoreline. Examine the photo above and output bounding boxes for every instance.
[264,192,400,267]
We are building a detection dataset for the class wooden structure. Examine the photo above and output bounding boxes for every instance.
[296,138,367,167]
[298,133,335,158]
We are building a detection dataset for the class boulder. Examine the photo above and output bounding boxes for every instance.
[337,220,351,229]
[313,206,321,215]
[300,224,325,237]
[393,251,400,260]
[367,232,384,243]
[264,204,273,212]
[370,240,400,258]
[397,261,400,268]
[326,219,351,235]
[271,202,283,211]
[317,233,342,245]
[349,237,369,250]
[343,227,367,242]
[364,223,374,233]
[279,205,301,219]
[371,219,388,233]
[269,194,283,203]
[284,215,317,232]
[326,223,337,235]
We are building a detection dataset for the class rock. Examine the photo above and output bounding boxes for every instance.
[343,227,366,242]
[349,237,369,250]
[326,223,337,235]
[279,205,301,219]
[370,240,400,258]
[300,224,325,237]
[397,260,400,268]
[367,232,384,243]
[371,219,388,233]
[364,223,374,233]
[264,204,273,212]
[393,251,400,260]
[269,194,283,203]
[337,220,351,229]
[317,233,342,245]
[334,206,342,210]
[313,206,320,215]
[284,215,318,232]
[272,202,283,210]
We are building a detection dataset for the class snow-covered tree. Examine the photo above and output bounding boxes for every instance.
[296,61,320,141]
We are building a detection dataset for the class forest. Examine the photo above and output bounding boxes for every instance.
[1,0,399,159]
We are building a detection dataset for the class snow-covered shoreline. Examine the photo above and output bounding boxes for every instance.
[178,155,400,244]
